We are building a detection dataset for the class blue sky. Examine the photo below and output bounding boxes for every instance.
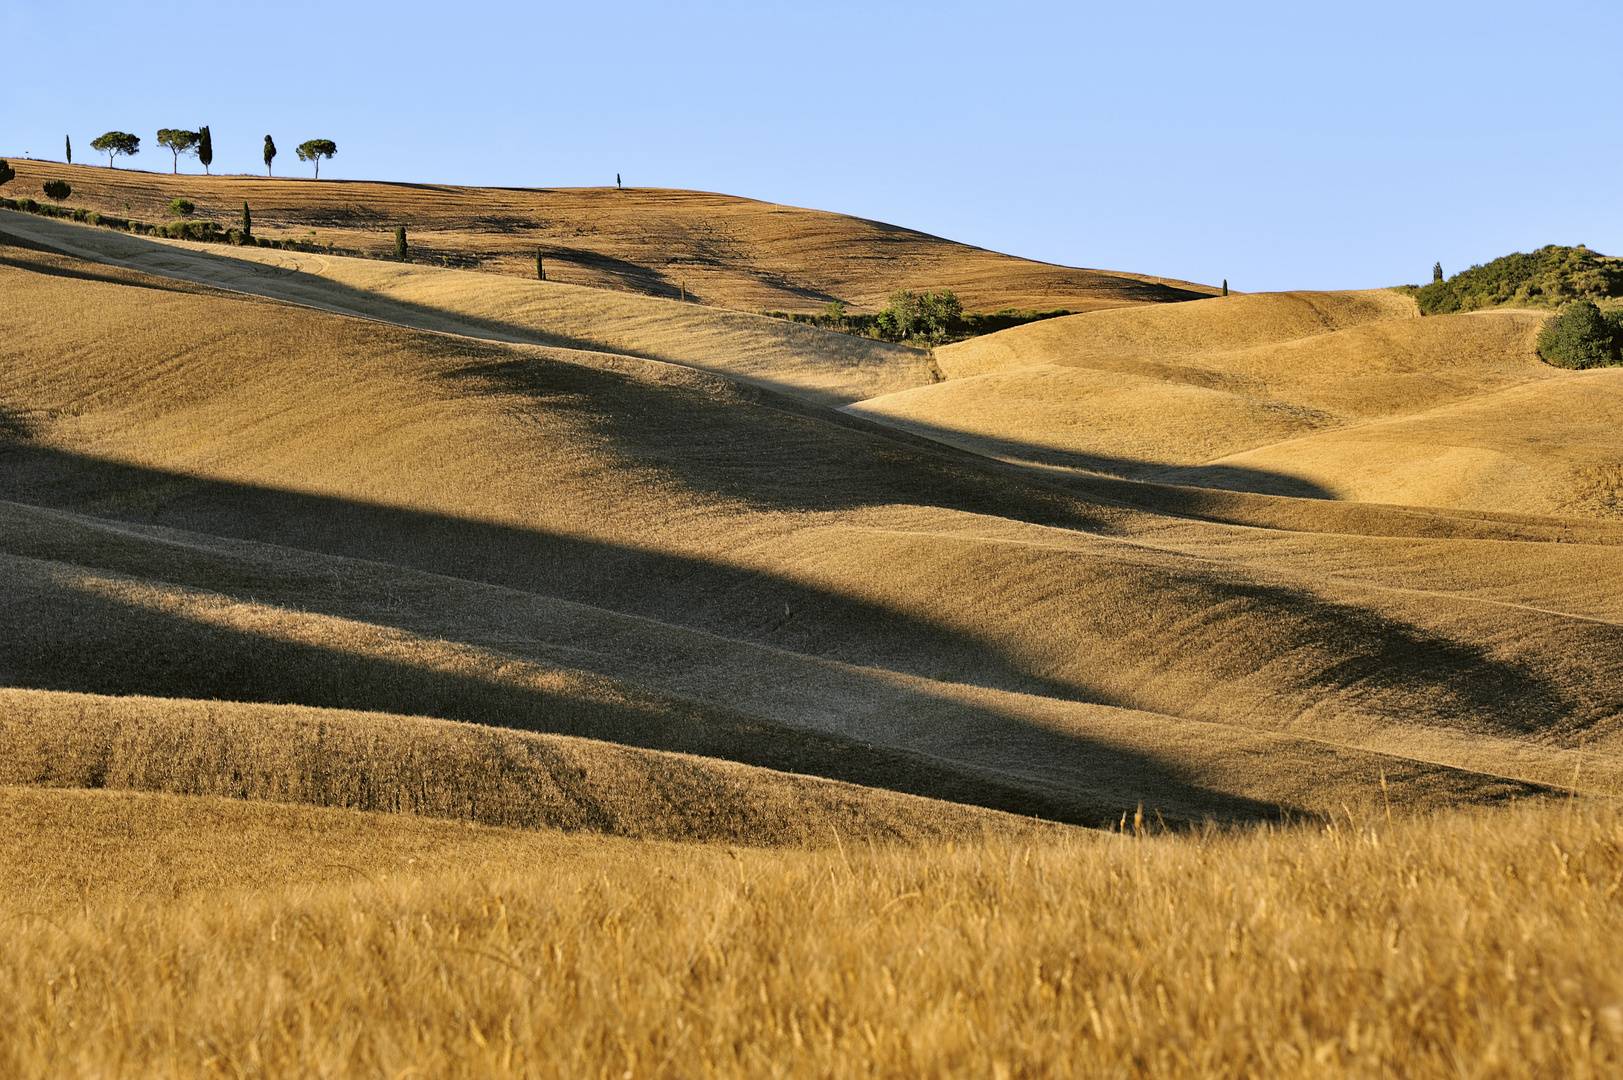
[2,0,1617,292]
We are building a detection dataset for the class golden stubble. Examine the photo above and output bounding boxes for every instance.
[0,788,1620,1079]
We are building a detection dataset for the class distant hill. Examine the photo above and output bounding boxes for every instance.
[0,158,1217,314]
[1406,244,1623,314]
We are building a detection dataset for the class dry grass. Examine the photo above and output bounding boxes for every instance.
[934,289,1421,380]
[2,786,1621,1078]
[3,236,1623,819]
[0,211,933,406]
[855,284,1623,522]
[1,160,1218,313]
[858,294,1556,500]
[0,688,1044,847]
[1214,369,1623,516]
[4,174,1623,1078]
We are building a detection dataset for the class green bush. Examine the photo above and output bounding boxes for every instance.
[875,289,963,343]
[42,179,71,201]
[167,198,195,217]
[1537,300,1621,369]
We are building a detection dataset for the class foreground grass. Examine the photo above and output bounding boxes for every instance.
[2,788,1620,1078]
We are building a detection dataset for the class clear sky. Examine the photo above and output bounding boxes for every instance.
[3,0,1617,292]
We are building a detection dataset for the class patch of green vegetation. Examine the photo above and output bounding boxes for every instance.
[1404,245,1623,315]
[1536,299,1623,369]
[759,290,1071,345]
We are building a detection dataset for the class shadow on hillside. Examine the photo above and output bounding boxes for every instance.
[2,559,1341,829]
[0,423,1595,761]
[798,412,1340,501]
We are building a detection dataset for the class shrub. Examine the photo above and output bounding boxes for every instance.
[42,180,71,201]
[395,225,408,261]
[1537,300,1620,369]
[1418,245,1623,315]
[168,198,195,217]
[0,159,15,188]
[876,289,962,343]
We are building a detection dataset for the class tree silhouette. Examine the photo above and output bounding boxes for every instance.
[264,136,277,177]
[42,179,71,202]
[296,139,336,179]
[395,225,408,261]
[157,129,199,173]
[198,126,213,175]
[242,201,252,237]
[91,131,140,168]
[0,160,14,189]
[1433,262,1444,283]
[536,247,545,280]
[65,135,71,165]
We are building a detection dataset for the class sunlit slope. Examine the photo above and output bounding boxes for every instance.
[2,159,1218,313]
[1209,369,1623,517]
[3,240,1621,814]
[934,289,1420,379]
[0,210,933,406]
[0,689,1043,846]
[852,292,1558,502]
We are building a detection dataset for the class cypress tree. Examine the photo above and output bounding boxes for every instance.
[395,225,408,261]
[536,247,545,280]
[1222,279,1228,296]
[198,126,213,175]
[1433,262,1444,283]
[65,135,71,165]
[242,201,252,236]
[264,135,277,177]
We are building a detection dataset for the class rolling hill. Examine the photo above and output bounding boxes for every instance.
[3,211,1621,820]
[0,158,1217,313]
[847,289,1617,517]
[3,187,1623,1078]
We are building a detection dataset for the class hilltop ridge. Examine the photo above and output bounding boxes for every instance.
[0,158,1218,314]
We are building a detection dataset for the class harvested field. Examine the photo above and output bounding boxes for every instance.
[0,183,1620,1079]
[0,159,1217,313]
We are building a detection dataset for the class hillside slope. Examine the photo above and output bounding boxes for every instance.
[1,159,1217,313]
[0,209,932,406]
[848,290,1599,514]
[3,232,1621,825]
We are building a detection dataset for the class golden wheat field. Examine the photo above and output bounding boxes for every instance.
[2,175,1622,1078]
[0,159,1217,314]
